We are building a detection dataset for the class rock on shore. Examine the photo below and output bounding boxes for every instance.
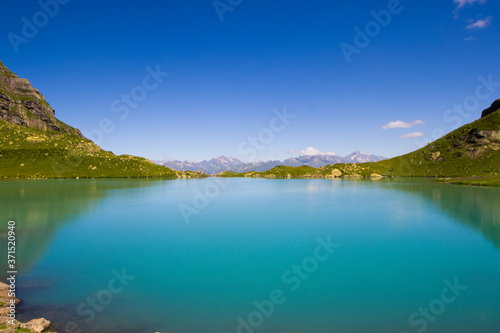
[0,282,52,332]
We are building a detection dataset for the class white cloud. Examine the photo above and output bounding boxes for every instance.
[382,120,425,129]
[399,132,425,139]
[454,0,487,10]
[466,16,492,29]
[290,147,338,156]
[464,36,475,41]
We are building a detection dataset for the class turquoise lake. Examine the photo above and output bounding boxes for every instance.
[1,178,499,333]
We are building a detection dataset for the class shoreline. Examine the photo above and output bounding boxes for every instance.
[0,282,52,333]
[0,175,499,187]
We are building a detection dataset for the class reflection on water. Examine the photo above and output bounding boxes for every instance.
[0,179,168,281]
[384,180,500,248]
[0,178,499,333]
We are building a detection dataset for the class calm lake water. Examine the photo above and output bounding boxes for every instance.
[1,178,499,333]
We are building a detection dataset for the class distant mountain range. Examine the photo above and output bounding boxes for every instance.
[154,151,386,174]
[2,59,498,185]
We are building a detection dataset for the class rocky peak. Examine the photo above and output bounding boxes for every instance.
[481,99,500,118]
[0,60,83,137]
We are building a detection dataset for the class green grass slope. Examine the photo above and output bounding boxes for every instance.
[0,120,202,180]
[368,107,500,178]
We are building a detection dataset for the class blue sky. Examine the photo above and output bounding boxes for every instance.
[1,0,499,162]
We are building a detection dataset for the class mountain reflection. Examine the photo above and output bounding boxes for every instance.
[0,179,168,281]
[383,179,500,249]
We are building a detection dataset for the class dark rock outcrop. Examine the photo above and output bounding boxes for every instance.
[463,129,500,158]
[482,99,500,118]
[0,60,83,138]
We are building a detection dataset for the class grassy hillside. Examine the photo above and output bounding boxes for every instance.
[222,107,500,186]
[0,120,203,180]
[0,60,206,180]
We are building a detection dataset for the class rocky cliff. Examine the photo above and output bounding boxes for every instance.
[0,61,205,180]
[0,60,83,137]
[481,99,500,118]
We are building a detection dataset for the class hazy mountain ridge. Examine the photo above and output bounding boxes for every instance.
[155,152,386,174]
